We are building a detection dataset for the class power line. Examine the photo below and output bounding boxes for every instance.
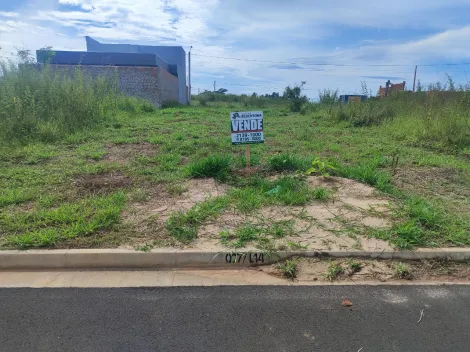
[192,53,470,68]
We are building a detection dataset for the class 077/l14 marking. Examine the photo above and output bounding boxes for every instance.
[225,253,265,264]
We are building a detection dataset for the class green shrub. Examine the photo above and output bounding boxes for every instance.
[186,155,231,180]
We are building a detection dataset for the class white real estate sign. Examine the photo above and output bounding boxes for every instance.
[230,111,264,145]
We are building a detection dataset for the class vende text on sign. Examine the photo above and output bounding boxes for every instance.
[230,111,264,145]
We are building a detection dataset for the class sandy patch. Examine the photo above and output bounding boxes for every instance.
[193,176,393,252]
[123,176,393,251]
[120,178,228,247]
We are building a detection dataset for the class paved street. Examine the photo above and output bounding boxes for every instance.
[1,286,469,352]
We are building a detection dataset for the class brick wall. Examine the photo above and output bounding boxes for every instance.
[48,64,179,107]
[158,66,179,104]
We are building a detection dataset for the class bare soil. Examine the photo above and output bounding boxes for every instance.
[105,143,157,165]
[74,172,132,195]
[123,176,395,251]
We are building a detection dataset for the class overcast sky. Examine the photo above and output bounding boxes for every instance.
[1,0,470,98]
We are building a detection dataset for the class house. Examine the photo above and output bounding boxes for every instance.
[36,36,187,107]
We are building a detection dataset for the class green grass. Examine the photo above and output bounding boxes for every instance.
[268,154,309,172]
[165,196,230,242]
[279,258,298,279]
[325,261,344,281]
[219,220,295,248]
[347,259,361,274]
[186,154,231,180]
[1,83,469,250]
[220,223,262,248]
[394,262,413,280]
[1,192,125,249]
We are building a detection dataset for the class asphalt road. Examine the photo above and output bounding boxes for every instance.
[1,286,469,352]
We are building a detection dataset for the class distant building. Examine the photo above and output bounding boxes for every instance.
[36,37,187,107]
[378,80,406,97]
[339,95,368,103]
[86,37,187,105]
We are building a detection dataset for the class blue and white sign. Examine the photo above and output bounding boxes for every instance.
[230,111,264,145]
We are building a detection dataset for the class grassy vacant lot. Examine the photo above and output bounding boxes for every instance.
[1,67,469,251]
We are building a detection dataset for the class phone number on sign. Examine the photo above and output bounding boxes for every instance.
[232,132,264,143]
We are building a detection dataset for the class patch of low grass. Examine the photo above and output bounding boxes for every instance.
[186,154,231,180]
[1,192,126,249]
[394,262,413,280]
[310,187,331,201]
[336,163,393,193]
[230,188,264,213]
[265,220,295,238]
[347,258,362,274]
[225,223,262,248]
[0,188,37,207]
[373,195,469,249]
[268,154,309,172]
[166,196,230,243]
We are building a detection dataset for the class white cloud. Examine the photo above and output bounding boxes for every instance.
[1,0,470,95]
[0,12,19,18]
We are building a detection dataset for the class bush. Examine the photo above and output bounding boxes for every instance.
[198,96,208,106]
[0,61,122,144]
[283,82,308,112]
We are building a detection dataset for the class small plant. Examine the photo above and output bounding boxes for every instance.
[310,187,331,201]
[394,262,413,280]
[279,258,298,279]
[166,196,230,243]
[347,258,361,274]
[305,158,336,177]
[135,243,153,252]
[325,261,343,281]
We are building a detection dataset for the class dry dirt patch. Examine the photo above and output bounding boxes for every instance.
[120,178,228,247]
[194,176,393,252]
[393,166,469,199]
[105,143,157,165]
[122,176,394,251]
[74,172,132,195]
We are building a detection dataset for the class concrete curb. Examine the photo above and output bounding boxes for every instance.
[0,248,469,270]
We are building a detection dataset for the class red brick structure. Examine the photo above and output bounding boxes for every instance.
[378,80,406,97]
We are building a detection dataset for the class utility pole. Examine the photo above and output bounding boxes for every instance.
[188,46,192,105]
[213,80,216,93]
[412,65,418,92]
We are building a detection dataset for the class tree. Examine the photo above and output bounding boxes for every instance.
[283,81,308,112]
[216,88,227,94]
